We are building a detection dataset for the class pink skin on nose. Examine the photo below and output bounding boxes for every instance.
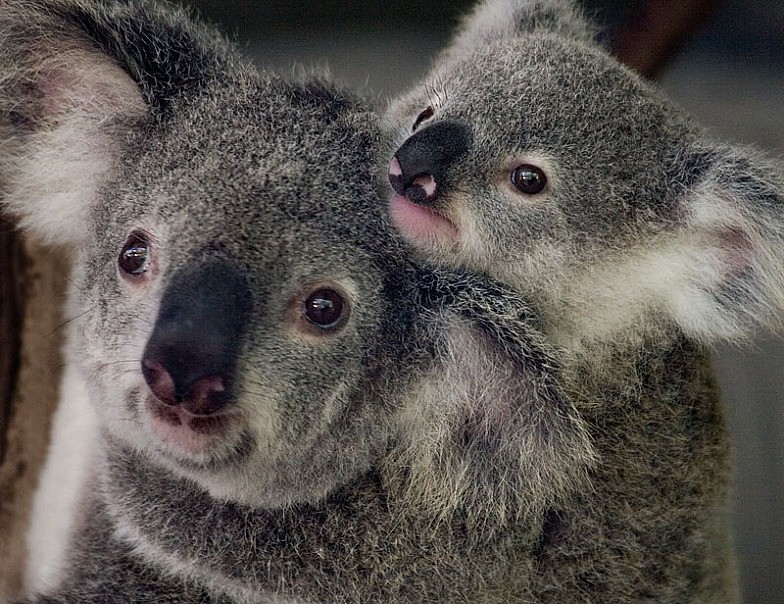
[388,156,457,244]
[389,193,458,245]
[389,156,403,177]
[412,174,437,199]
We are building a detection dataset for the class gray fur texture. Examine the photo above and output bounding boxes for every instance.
[381,0,784,601]
[1,1,598,602]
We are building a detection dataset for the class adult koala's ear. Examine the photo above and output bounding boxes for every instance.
[664,145,784,342]
[386,273,595,530]
[442,0,596,66]
[0,0,226,245]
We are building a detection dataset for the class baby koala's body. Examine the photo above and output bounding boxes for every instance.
[383,0,784,601]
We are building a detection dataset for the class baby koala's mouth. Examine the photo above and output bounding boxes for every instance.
[388,192,459,247]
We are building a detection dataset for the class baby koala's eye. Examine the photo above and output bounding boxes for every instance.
[304,288,349,330]
[412,106,434,132]
[511,164,548,195]
[118,231,152,277]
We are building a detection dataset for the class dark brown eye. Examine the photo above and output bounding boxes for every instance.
[118,231,152,276]
[304,288,347,329]
[511,164,547,195]
[412,106,434,132]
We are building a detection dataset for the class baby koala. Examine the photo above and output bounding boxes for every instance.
[1,1,592,602]
[385,0,784,350]
[382,0,780,601]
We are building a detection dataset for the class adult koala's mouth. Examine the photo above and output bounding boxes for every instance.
[144,393,241,456]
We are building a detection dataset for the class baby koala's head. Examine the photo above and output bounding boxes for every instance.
[384,0,784,346]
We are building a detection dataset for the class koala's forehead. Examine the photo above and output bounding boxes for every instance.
[441,35,697,162]
[91,73,400,279]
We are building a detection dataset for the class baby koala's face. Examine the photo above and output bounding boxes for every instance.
[385,35,698,295]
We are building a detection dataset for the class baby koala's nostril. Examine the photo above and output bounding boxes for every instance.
[388,156,406,195]
[406,174,438,205]
[389,155,439,204]
[142,359,177,407]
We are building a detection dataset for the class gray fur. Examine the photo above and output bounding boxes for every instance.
[381,0,784,601]
[1,1,599,602]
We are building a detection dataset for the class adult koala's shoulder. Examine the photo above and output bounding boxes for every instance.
[2,1,595,602]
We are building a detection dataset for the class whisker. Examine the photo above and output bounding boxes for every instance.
[46,305,98,337]
[64,275,90,296]
[95,359,142,369]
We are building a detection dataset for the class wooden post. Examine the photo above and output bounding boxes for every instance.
[611,0,720,80]
[0,225,67,601]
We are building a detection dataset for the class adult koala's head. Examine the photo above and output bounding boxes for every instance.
[1,1,591,522]
[385,0,784,347]
[0,0,417,508]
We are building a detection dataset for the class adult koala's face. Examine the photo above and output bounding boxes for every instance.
[70,78,413,509]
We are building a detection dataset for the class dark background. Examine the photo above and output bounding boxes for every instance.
[185,1,783,600]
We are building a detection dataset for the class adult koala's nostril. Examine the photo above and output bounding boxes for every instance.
[142,359,177,407]
[142,358,229,416]
[141,259,251,416]
[388,119,472,206]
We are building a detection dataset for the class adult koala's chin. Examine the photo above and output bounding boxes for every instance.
[2,2,592,602]
[385,0,784,350]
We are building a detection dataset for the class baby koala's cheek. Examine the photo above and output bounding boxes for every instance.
[389,193,459,246]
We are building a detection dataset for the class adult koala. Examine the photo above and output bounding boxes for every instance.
[382,0,784,601]
[1,1,593,602]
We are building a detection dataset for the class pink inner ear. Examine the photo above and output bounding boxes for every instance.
[32,47,146,124]
[36,67,81,119]
[718,227,754,279]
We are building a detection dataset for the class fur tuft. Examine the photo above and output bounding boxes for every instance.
[386,318,595,531]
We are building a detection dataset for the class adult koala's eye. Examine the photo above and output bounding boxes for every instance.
[511,164,548,195]
[118,231,152,277]
[412,106,434,132]
[304,288,348,330]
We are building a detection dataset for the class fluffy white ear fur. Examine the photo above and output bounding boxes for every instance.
[562,145,784,347]
[0,35,146,245]
[442,0,595,68]
[667,145,784,342]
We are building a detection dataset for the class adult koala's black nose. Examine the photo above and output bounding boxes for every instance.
[142,259,251,416]
[388,120,472,206]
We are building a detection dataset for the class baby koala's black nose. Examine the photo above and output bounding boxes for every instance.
[142,259,251,416]
[388,120,471,206]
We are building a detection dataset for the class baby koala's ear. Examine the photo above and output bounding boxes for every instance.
[442,0,596,67]
[663,144,784,342]
[0,1,149,245]
[386,273,595,530]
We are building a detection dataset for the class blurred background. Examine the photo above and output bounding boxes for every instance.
[185,1,783,600]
